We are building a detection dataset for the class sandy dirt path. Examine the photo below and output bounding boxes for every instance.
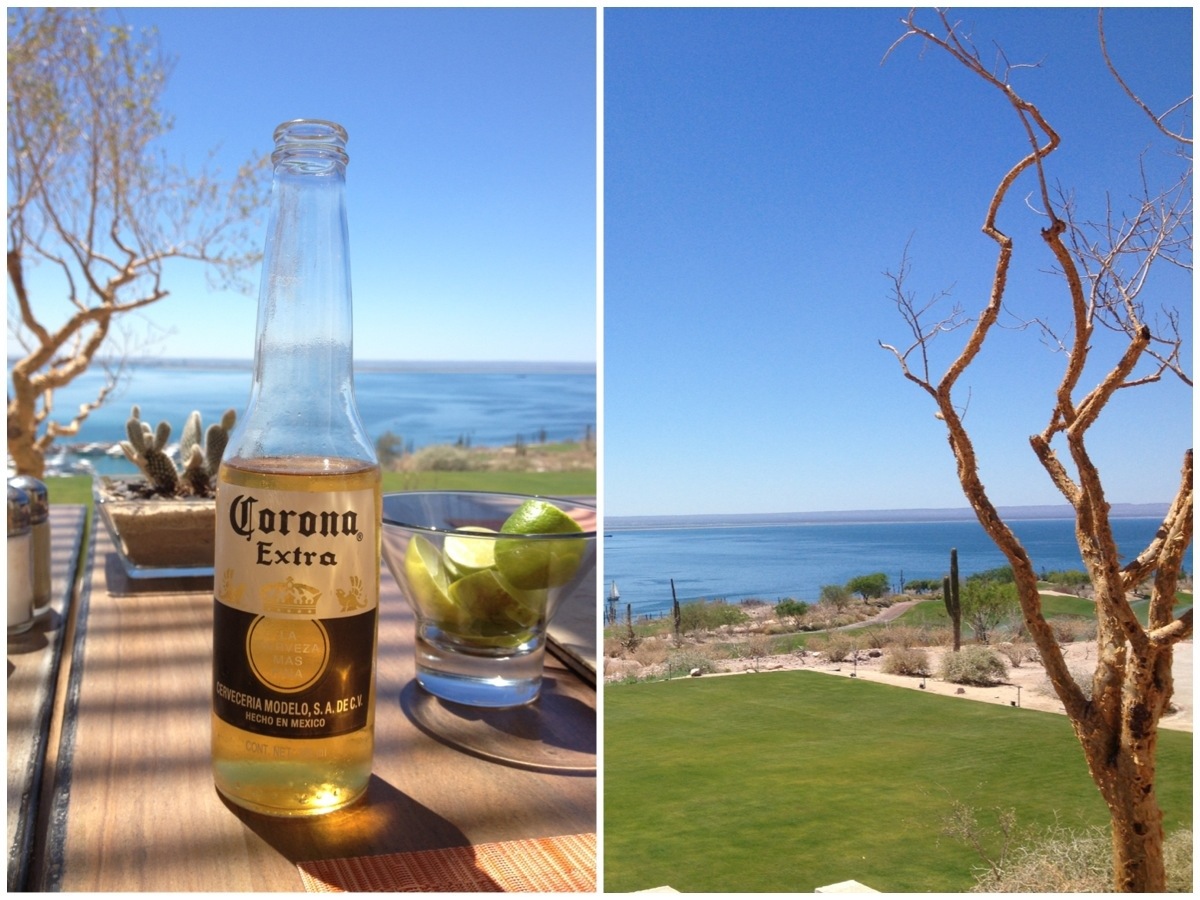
[712,639,1192,732]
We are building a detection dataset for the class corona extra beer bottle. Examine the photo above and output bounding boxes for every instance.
[212,120,380,816]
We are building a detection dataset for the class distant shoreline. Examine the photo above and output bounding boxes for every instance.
[607,503,1171,530]
[4,356,597,376]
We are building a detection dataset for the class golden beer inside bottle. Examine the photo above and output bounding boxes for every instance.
[212,457,380,817]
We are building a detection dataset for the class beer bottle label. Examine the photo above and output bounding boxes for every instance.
[212,484,378,740]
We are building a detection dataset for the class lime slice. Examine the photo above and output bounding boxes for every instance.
[495,499,585,590]
[443,526,497,577]
[403,534,460,626]
[447,569,540,647]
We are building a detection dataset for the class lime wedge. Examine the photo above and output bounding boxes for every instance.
[495,499,585,589]
[495,538,585,590]
[499,499,584,537]
[403,534,460,626]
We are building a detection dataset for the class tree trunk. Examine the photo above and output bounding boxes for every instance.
[7,369,47,479]
[1107,773,1167,892]
[1078,718,1168,891]
[956,448,1182,893]
[1055,595,1176,892]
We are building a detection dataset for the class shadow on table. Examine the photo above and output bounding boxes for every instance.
[399,678,597,774]
[102,551,214,597]
[227,776,499,887]
[5,609,63,658]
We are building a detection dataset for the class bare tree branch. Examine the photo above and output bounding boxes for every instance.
[6,8,268,477]
[1098,9,1193,147]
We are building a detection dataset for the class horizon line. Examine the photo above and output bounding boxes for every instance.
[5,356,597,373]
[606,502,1171,526]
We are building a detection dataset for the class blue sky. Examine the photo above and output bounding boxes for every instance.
[8,7,1193,518]
[10,7,596,365]
[603,6,1192,515]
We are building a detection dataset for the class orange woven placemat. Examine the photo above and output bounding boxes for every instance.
[298,832,596,893]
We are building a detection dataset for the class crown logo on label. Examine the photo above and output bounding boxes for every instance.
[261,577,322,615]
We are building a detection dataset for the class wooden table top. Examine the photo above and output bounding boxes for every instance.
[7,505,87,892]
[22,517,596,892]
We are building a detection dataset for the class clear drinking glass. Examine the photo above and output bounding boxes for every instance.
[382,491,596,707]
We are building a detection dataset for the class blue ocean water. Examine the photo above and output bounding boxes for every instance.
[604,516,1190,619]
[30,360,595,476]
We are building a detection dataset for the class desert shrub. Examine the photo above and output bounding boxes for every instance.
[667,646,720,676]
[904,577,940,593]
[1038,664,1095,702]
[774,598,809,621]
[603,637,625,657]
[923,625,955,648]
[629,640,670,668]
[408,444,476,471]
[733,635,777,665]
[881,647,930,677]
[1041,569,1091,590]
[610,671,644,685]
[1164,828,1194,893]
[970,821,1110,893]
[858,624,923,650]
[1052,617,1097,643]
[804,633,829,653]
[819,583,853,609]
[811,632,856,662]
[966,565,1015,584]
[862,629,888,650]
[946,799,1192,894]
[939,645,1008,686]
[878,624,927,649]
[808,599,842,629]
[832,612,864,629]
[971,824,1192,893]
[678,599,749,634]
[1068,666,1095,701]
[995,640,1035,668]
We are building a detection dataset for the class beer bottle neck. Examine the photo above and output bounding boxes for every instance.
[253,163,354,390]
[231,120,373,465]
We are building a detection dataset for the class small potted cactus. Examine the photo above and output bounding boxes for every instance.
[94,405,237,576]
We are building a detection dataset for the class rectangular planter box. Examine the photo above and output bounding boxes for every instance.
[94,476,216,577]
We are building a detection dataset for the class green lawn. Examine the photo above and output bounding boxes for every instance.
[604,672,1193,893]
[893,594,1192,629]
[378,469,594,497]
[43,469,595,508]
[43,475,96,506]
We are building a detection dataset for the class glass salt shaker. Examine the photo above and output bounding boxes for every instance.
[10,476,50,616]
[8,483,35,635]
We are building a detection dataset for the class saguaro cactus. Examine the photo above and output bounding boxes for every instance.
[671,578,681,643]
[943,547,962,652]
